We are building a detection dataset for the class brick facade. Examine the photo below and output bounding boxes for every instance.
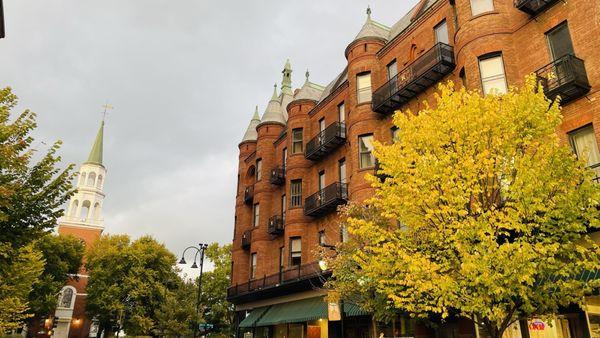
[230,0,600,336]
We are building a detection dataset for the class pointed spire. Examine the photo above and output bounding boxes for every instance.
[349,5,390,45]
[241,106,261,143]
[367,6,372,20]
[271,83,279,101]
[281,59,293,95]
[85,120,104,166]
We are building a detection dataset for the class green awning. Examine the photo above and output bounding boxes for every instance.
[254,297,370,327]
[239,306,269,328]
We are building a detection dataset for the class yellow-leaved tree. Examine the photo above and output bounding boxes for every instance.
[329,76,600,338]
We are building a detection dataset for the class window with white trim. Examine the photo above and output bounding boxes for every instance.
[478,53,507,95]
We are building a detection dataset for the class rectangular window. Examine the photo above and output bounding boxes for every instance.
[253,203,260,227]
[319,118,326,133]
[256,159,262,181]
[478,54,507,95]
[279,247,284,272]
[292,128,303,154]
[318,231,326,246]
[359,134,375,169]
[338,102,345,123]
[290,180,302,207]
[281,194,286,223]
[470,0,494,16]
[318,171,325,191]
[290,237,302,266]
[339,159,347,184]
[387,60,398,80]
[236,174,240,196]
[250,253,257,279]
[282,148,288,170]
[569,125,600,169]
[547,22,574,60]
[391,127,400,142]
[357,72,372,103]
[434,19,449,45]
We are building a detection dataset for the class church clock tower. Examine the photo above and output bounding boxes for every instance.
[54,119,107,338]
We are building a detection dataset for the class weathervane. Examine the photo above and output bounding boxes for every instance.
[101,103,113,122]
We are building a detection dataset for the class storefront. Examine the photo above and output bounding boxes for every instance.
[238,296,370,338]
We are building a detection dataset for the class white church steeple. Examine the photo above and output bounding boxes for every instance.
[61,120,106,231]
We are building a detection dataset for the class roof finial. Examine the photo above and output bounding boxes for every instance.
[252,105,260,120]
[305,69,310,82]
[366,6,372,20]
[101,103,113,122]
[271,83,279,101]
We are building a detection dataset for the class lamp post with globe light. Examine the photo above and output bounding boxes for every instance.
[178,243,209,338]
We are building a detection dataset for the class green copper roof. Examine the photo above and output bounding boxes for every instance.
[85,120,104,165]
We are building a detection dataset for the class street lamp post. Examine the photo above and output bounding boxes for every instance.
[319,243,345,338]
[178,243,209,338]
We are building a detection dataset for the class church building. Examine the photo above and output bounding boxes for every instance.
[54,119,107,338]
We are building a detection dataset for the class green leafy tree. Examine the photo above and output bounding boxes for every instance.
[28,235,84,319]
[0,87,75,333]
[153,280,196,337]
[0,244,44,336]
[85,234,180,337]
[200,243,234,335]
[329,76,600,338]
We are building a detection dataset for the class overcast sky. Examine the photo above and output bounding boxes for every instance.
[0,0,420,270]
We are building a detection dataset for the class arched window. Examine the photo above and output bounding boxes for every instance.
[79,172,86,186]
[58,286,75,309]
[246,166,256,180]
[93,203,101,220]
[80,201,91,220]
[87,172,96,187]
[96,175,103,189]
[70,200,79,217]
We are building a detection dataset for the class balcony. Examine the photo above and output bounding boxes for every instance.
[243,185,254,205]
[304,182,348,217]
[514,0,560,15]
[269,167,285,186]
[536,54,590,104]
[241,230,251,250]
[227,261,329,303]
[372,42,455,114]
[305,122,346,161]
[267,215,285,236]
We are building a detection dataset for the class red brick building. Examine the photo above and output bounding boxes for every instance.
[52,120,107,338]
[229,0,600,337]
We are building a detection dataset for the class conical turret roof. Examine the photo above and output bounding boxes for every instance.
[260,84,285,125]
[353,7,390,42]
[241,106,261,143]
[293,70,325,102]
[85,120,104,166]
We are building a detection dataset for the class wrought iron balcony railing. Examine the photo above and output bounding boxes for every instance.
[267,215,285,236]
[372,42,455,114]
[241,230,251,250]
[243,185,254,205]
[535,54,590,104]
[227,261,326,299]
[514,0,560,15]
[304,182,348,217]
[269,167,285,185]
[305,122,346,161]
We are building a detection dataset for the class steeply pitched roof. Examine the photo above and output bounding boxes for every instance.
[293,70,325,102]
[388,0,439,41]
[353,7,391,42]
[260,84,285,125]
[85,120,104,166]
[241,106,261,143]
[318,67,348,102]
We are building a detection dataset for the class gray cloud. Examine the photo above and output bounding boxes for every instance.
[0,0,420,261]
